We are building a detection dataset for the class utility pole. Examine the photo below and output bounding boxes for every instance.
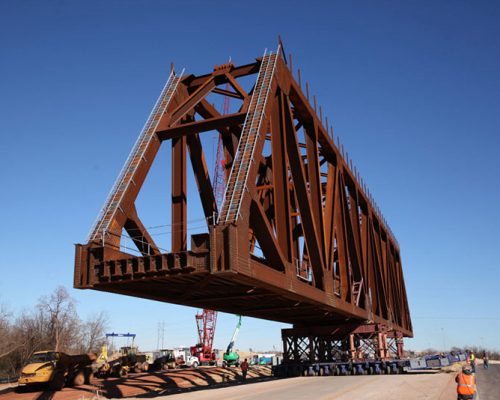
[157,321,165,350]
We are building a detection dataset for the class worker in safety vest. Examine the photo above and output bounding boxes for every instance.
[469,352,476,373]
[455,365,476,400]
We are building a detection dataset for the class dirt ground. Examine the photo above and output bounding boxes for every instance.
[0,366,272,400]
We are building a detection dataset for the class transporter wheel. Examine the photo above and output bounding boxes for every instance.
[49,373,65,391]
[84,369,92,384]
[142,362,150,372]
[72,371,85,387]
[119,367,128,378]
[134,362,142,373]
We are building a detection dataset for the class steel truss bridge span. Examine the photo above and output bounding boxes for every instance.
[75,45,412,362]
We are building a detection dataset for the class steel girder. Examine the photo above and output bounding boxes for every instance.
[74,49,412,337]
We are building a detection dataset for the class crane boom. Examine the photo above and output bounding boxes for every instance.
[213,82,230,210]
[226,315,242,354]
[191,309,217,364]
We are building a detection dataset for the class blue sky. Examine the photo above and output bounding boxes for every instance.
[1,0,499,353]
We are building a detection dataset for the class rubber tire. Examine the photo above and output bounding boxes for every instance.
[142,362,149,372]
[49,373,65,391]
[119,367,128,378]
[192,362,199,368]
[72,372,85,387]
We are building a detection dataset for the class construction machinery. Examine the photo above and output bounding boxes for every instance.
[222,315,242,367]
[94,333,150,377]
[172,348,200,368]
[152,349,177,370]
[17,351,95,391]
[190,309,217,365]
[95,345,150,377]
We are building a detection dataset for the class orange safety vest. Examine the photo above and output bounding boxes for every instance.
[456,373,476,395]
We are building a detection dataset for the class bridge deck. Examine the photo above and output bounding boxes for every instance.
[75,242,411,336]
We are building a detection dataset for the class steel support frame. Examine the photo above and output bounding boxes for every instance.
[282,324,404,364]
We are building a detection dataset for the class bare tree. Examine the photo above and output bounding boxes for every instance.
[81,312,109,353]
[0,286,110,378]
[37,286,81,352]
[0,305,16,358]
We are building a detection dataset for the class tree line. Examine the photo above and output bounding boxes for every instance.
[0,286,108,378]
[410,346,500,360]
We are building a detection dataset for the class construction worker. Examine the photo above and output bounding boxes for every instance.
[455,365,476,400]
[483,352,489,369]
[240,358,249,381]
[469,352,476,373]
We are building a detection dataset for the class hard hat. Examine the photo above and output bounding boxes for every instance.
[462,365,472,374]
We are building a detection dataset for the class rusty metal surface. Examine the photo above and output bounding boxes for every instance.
[75,46,412,339]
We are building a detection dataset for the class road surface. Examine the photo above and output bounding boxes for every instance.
[159,371,458,400]
[475,362,499,400]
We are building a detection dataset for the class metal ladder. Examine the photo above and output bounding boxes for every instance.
[352,278,364,307]
[217,47,280,224]
[87,70,184,242]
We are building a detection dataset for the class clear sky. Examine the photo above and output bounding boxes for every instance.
[1,0,499,353]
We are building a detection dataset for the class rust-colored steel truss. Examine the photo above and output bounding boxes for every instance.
[74,46,412,345]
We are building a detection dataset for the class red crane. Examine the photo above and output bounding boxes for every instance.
[190,309,217,364]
